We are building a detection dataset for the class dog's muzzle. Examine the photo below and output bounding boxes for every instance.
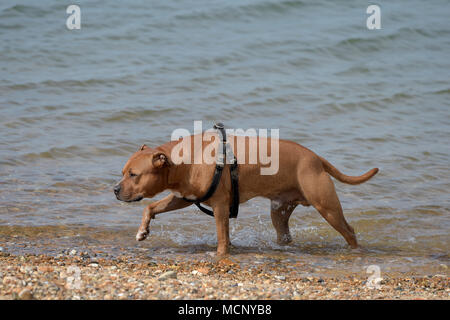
[114,184,143,202]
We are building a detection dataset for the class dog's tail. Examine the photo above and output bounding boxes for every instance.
[319,156,379,185]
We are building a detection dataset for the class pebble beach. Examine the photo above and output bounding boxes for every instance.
[0,250,448,300]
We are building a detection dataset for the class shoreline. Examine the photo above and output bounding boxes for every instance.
[0,251,448,300]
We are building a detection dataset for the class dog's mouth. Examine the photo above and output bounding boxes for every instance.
[127,195,143,202]
[116,194,143,202]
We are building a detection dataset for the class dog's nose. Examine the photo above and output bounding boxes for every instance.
[114,184,121,195]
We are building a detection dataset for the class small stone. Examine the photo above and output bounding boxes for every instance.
[197,267,210,275]
[0,247,3,252]
[274,275,286,281]
[37,266,54,273]
[218,258,236,266]
[88,263,99,268]
[19,266,33,274]
[439,264,447,270]
[69,249,77,256]
[158,271,177,281]
[3,276,17,284]
[18,289,33,300]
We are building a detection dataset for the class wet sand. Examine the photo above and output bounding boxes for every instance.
[0,249,448,300]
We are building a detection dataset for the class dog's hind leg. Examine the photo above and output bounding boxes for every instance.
[301,172,358,248]
[270,199,297,245]
[136,193,192,241]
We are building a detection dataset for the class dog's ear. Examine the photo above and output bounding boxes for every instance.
[139,144,148,151]
[152,152,172,168]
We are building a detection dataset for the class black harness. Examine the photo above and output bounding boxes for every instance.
[182,123,240,219]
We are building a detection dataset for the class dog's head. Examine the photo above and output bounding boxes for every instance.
[114,144,172,202]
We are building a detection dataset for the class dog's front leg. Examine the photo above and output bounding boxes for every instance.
[213,204,230,257]
[136,193,191,241]
[136,205,153,241]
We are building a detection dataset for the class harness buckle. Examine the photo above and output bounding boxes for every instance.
[216,151,225,168]
[225,143,236,164]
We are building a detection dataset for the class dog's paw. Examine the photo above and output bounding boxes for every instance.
[213,253,231,263]
[276,234,293,245]
[136,229,149,241]
[350,245,367,253]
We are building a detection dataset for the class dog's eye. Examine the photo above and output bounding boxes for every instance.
[129,172,138,177]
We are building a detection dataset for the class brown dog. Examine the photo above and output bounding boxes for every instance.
[114,133,378,257]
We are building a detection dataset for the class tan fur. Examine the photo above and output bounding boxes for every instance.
[115,133,378,257]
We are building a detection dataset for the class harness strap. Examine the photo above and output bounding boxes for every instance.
[228,153,239,218]
[182,123,239,219]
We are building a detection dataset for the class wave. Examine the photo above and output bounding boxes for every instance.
[0,23,24,30]
[0,4,51,18]
[312,92,417,117]
[432,88,450,95]
[174,0,306,22]
[100,106,186,123]
[20,145,85,161]
[4,145,128,165]
[2,76,138,91]
[307,27,450,58]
